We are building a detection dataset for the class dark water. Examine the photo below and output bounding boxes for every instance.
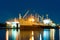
[0,29,59,40]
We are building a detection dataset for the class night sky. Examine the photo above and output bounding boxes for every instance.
[0,0,60,24]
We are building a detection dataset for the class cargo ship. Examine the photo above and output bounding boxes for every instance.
[6,10,57,30]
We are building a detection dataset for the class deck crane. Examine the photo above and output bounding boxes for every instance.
[38,15,42,22]
[23,10,29,18]
[38,15,44,23]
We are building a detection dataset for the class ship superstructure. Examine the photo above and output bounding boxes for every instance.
[6,10,56,28]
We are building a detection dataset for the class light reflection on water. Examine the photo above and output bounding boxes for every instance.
[5,29,59,40]
[43,29,50,40]
[59,29,60,40]
[6,29,20,40]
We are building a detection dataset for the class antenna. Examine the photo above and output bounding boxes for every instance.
[46,14,48,19]
[41,15,44,22]
[38,15,42,22]
[37,14,40,22]
[14,18,16,22]
[23,10,29,18]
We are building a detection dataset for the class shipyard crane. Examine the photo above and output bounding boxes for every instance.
[23,10,29,18]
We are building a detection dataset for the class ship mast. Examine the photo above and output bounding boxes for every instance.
[19,13,21,19]
[46,14,48,19]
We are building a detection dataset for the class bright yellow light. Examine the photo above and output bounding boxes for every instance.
[6,22,11,24]
[28,18,35,22]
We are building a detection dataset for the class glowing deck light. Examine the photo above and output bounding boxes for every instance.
[11,22,19,27]
[6,22,11,24]
[11,22,17,27]
[43,19,51,24]
[51,23,56,27]
[28,18,35,22]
